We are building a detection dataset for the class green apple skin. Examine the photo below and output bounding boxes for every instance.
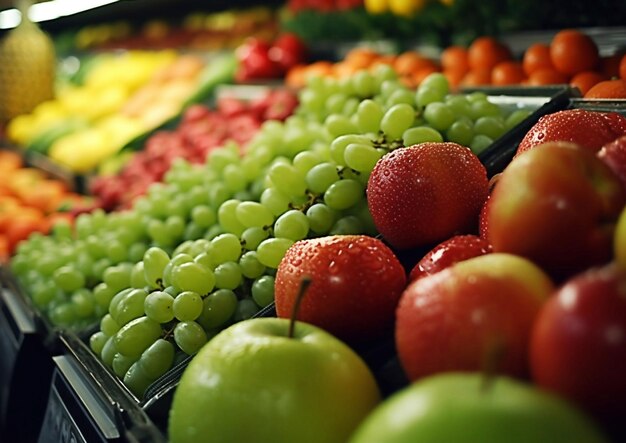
[615,206,626,269]
[348,373,609,443]
[168,317,381,443]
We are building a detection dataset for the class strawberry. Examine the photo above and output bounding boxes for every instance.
[409,234,492,281]
[367,142,489,250]
[598,135,626,192]
[274,235,407,344]
[516,109,626,156]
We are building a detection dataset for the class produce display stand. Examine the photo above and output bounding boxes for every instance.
[0,265,54,443]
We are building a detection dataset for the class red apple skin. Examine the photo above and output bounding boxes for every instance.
[408,234,492,281]
[487,141,626,281]
[597,135,626,192]
[530,262,626,436]
[396,253,553,382]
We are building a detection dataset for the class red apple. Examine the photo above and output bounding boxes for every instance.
[275,235,407,344]
[408,234,492,281]
[530,262,626,438]
[488,141,626,280]
[367,143,489,250]
[516,109,626,157]
[597,134,626,192]
[396,253,553,382]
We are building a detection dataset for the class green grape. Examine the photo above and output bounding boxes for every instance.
[239,251,266,279]
[171,262,215,295]
[371,63,397,84]
[188,239,211,257]
[306,162,340,194]
[165,215,186,240]
[474,116,506,140]
[306,203,337,234]
[330,215,365,235]
[100,336,117,368]
[51,220,73,241]
[183,222,205,241]
[240,227,268,251]
[103,263,133,292]
[223,164,247,193]
[111,288,148,326]
[209,147,239,172]
[114,316,162,358]
[208,182,230,209]
[174,321,208,355]
[197,289,238,330]
[233,298,260,321]
[191,205,216,228]
[325,93,348,114]
[330,134,371,165]
[260,188,291,217]
[210,233,242,263]
[403,126,443,146]
[90,331,108,355]
[446,119,475,146]
[75,253,94,280]
[31,282,57,308]
[325,114,359,137]
[470,99,502,119]
[144,291,175,323]
[213,262,243,290]
[163,286,178,297]
[163,254,193,287]
[130,262,148,289]
[416,72,449,107]
[235,201,274,228]
[123,361,153,398]
[505,109,531,130]
[352,70,376,98]
[251,275,275,307]
[386,89,416,106]
[113,353,137,379]
[348,199,378,236]
[53,266,85,292]
[257,238,294,268]
[137,338,175,380]
[342,97,360,116]
[172,240,194,257]
[71,289,95,319]
[106,239,128,263]
[128,243,148,263]
[218,199,246,236]
[470,134,493,155]
[100,313,120,336]
[381,103,416,140]
[423,102,455,131]
[10,255,30,276]
[344,143,383,172]
[92,258,113,281]
[173,291,203,321]
[268,163,307,199]
[147,219,174,246]
[273,210,310,241]
[293,151,322,174]
[143,246,170,288]
[445,95,472,117]
[356,99,384,133]
[108,288,134,318]
[324,179,363,210]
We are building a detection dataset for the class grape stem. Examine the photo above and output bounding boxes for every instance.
[287,276,312,339]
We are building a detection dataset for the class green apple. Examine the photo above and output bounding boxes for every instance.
[168,317,381,443]
[348,372,608,443]
[615,206,626,269]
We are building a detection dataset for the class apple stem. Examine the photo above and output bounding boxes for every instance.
[288,276,312,339]
[480,336,507,393]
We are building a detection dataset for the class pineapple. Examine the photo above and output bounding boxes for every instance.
[0,0,56,123]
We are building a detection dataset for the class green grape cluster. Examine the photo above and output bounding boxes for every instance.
[11,65,528,399]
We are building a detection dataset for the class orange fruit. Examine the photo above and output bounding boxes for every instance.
[527,68,569,86]
[550,29,599,76]
[411,65,439,86]
[600,52,624,78]
[344,47,380,70]
[332,61,359,78]
[443,68,465,90]
[491,61,525,85]
[584,79,626,99]
[620,54,626,81]
[522,43,554,76]
[468,36,512,71]
[441,45,469,76]
[368,54,396,71]
[461,68,492,86]
[570,71,608,96]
